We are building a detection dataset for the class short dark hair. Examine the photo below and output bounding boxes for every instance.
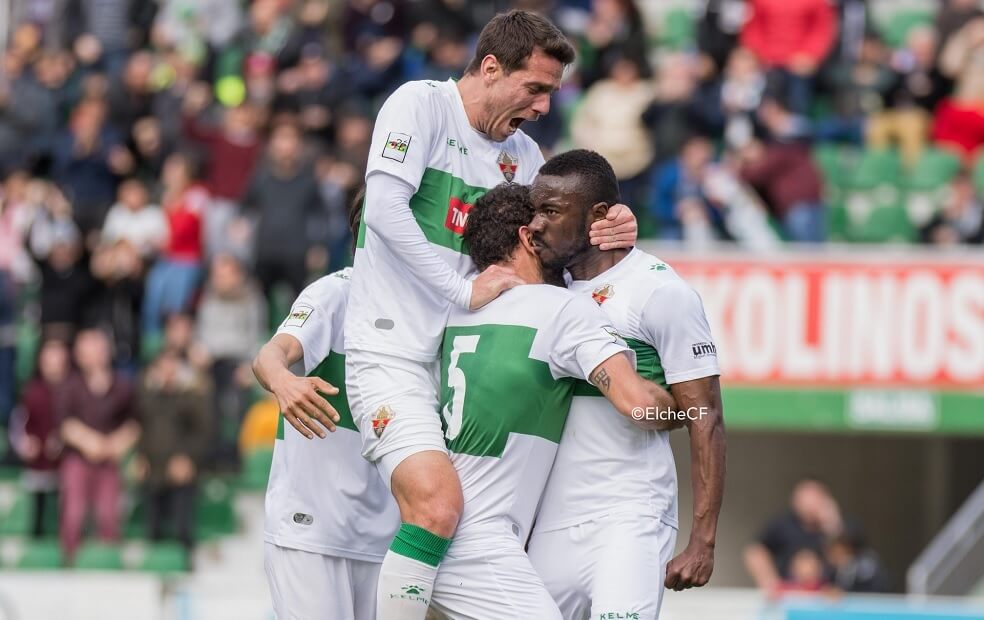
[538,149,620,208]
[465,10,575,75]
[464,183,534,271]
[349,185,365,250]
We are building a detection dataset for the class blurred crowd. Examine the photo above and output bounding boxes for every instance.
[0,0,983,564]
[744,478,891,597]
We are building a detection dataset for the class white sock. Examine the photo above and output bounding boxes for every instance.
[375,549,439,619]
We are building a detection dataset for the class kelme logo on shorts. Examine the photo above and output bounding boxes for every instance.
[372,405,394,438]
[598,613,640,620]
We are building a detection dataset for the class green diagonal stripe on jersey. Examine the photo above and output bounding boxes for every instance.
[276,352,356,440]
[573,337,666,397]
[440,324,576,458]
[356,167,489,253]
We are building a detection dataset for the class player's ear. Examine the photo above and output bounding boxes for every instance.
[590,202,610,222]
[481,54,501,82]
[518,225,536,254]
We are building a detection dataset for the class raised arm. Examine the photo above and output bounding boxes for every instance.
[252,333,339,439]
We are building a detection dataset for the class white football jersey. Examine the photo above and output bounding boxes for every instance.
[346,79,546,362]
[536,249,720,532]
[440,285,630,543]
[264,268,400,561]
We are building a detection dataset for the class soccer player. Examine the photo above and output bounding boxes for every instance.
[345,11,637,617]
[426,183,678,618]
[526,150,727,619]
[254,198,399,620]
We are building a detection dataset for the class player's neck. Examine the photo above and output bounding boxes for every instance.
[456,75,491,138]
[501,254,543,285]
[567,247,630,282]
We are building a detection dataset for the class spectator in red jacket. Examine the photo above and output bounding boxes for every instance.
[740,0,838,114]
[141,152,209,336]
[8,338,70,538]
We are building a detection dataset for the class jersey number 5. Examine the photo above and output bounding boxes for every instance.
[442,334,480,441]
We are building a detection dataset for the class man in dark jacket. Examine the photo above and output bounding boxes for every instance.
[135,348,211,551]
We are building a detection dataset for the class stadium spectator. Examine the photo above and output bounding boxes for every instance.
[571,53,656,207]
[736,98,826,242]
[58,328,139,564]
[642,53,702,165]
[89,234,146,372]
[141,152,208,336]
[827,532,891,593]
[744,478,864,592]
[740,0,838,115]
[135,348,211,552]
[107,51,157,132]
[869,25,947,169]
[821,31,894,144]
[577,0,648,89]
[129,117,173,195]
[195,254,266,470]
[242,121,326,301]
[0,49,56,176]
[50,98,133,237]
[774,548,834,596]
[934,0,984,61]
[920,171,984,245]
[100,178,167,259]
[27,186,99,334]
[181,83,262,259]
[932,17,984,161]
[695,0,747,79]
[694,46,767,149]
[8,338,70,538]
[650,134,723,241]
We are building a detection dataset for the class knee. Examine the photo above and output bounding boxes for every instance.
[394,472,463,538]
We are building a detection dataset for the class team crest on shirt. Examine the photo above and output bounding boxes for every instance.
[372,405,395,437]
[497,150,518,182]
[592,284,614,305]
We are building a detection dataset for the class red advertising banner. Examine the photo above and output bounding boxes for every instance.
[652,251,984,390]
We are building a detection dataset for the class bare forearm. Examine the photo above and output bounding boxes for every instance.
[253,336,303,394]
[61,418,98,450]
[688,411,726,547]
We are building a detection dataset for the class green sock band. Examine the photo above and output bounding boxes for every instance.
[388,523,452,567]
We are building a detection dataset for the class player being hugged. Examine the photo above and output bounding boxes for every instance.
[344,11,637,618]
[526,150,727,619]
[428,183,680,618]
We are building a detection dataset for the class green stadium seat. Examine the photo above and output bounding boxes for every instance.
[974,154,984,195]
[0,490,29,536]
[812,144,847,187]
[74,542,124,570]
[843,149,900,190]
[15,320,40,384]
[138,542,188,574]
[879,11,934,48]
[239,448,274,492]
[661,9,694,50]
[902,148,962,227]
[825,201,850,242]
[140,331,164,363]
[850,204,916,243]
[197,478,237,539]
[16,539,62,569]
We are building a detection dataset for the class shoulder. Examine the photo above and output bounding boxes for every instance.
[383,80,446,111]
[295,268,353,313]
